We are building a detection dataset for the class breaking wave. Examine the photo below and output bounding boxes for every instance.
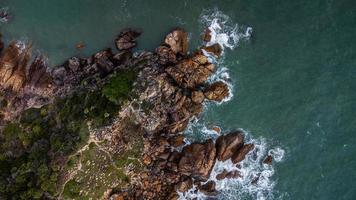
[181,129,285,200]
[179,9,285,200]
[200,8,252,52]
[200,8,252,103]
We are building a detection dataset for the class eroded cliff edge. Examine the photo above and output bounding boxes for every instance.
[0,28,273,200]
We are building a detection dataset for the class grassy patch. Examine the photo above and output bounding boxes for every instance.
[62,143,131,200]
[102,70,137,104]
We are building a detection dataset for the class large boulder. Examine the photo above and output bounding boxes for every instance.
[178,139,216,181]
[231,143,255,164]
[115,29,141,50]
[204,81,229,102]
[215,131,244,161]
[164,28,188,55]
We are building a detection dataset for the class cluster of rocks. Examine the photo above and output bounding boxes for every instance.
[109,28,262,200]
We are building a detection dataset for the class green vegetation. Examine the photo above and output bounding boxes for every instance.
[0,69,138,199]
[102,70,137,104]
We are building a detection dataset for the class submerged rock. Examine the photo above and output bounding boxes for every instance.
[0,8,10,23]
[263,155,273,165]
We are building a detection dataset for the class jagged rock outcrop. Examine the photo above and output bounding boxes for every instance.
[115,29,141,50]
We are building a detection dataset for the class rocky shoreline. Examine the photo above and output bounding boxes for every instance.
[0,27,273,200]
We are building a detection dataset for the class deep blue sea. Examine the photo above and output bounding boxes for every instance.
[1,0,355,199]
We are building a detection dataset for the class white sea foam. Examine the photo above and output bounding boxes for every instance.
[200,8,252,103]
[200,8,252,52]
[178,9,284,200]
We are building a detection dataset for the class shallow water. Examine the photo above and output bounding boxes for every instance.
[1,0,356,199]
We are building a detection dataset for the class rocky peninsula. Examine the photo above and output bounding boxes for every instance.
[0,27,272,200]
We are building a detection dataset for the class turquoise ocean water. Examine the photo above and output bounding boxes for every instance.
[1,0,355,199]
